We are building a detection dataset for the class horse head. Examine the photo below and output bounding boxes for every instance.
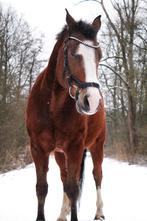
[56,10,102,115]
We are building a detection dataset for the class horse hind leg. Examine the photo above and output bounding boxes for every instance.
[57,192,71,221]
[64,146,84,221]
[55,151,70,221]
[31,143,49,221]
[90,138,105,220]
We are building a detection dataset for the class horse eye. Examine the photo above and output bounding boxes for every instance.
[71,52,82,60]
[71,52,76,57]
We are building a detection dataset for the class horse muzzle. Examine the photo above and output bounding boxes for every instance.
[75,88,101,115]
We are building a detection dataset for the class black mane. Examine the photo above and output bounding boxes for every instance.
[56,20,97,41]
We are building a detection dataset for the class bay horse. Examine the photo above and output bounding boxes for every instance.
[26,9,106,221]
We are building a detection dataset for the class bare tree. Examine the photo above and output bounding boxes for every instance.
[0,4,44,171]
[0,6,44,104]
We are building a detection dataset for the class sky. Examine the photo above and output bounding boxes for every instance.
[0,0,110,56]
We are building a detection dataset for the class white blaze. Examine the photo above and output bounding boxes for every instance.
[77,40,101,114]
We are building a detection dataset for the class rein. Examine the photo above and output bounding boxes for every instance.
[64,37,100,99]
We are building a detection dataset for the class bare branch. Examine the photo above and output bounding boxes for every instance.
[101,56,123,62]
[100,63,129,88]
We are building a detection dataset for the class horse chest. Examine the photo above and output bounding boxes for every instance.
[50,113,86,148]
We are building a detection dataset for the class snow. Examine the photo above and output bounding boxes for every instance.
[0,156,147,221]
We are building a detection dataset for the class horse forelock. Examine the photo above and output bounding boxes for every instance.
[75,20,97,39]
[56,20,97,41]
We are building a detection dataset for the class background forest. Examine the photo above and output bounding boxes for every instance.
[0,0,147,171]
[0,5,45,171]
[97,0,147,163]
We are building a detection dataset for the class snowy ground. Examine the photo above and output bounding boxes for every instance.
[0,155,147,221]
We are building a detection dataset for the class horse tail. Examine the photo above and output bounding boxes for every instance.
[79,149,87,194]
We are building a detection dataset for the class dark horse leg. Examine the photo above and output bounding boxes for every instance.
[55,151,70,221]
[64,145,84,221]
[31,143,49,221]
[90,137,105,220]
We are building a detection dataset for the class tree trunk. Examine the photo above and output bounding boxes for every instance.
[127,88,138,162]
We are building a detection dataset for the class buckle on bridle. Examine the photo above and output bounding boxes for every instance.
[68,84,82,100]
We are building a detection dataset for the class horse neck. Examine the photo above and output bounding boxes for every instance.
[40,37,64,100]
[48,37,74,112]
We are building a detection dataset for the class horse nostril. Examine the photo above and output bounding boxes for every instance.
[83,95,90,112]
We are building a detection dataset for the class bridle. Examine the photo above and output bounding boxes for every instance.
[64,36,100,100]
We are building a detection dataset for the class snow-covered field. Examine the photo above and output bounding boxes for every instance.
[0,155,147,221]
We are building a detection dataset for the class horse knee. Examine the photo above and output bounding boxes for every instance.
[93,167,102,187]
[64,180,79,201]
[36,183,48,198]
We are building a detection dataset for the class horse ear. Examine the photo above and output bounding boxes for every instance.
[65,9,76,28]
[92,15,101,33]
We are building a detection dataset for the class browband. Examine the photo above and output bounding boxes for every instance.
[69,36,100,49]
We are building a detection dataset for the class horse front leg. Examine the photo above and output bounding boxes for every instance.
[55,151,70,221]
[64,145,84,221]
[31,143,49,221]
[90,137,105,220]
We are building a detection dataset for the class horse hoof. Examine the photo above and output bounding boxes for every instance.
[36,218,45,221]
[36,220,45,221]
[36,219,45,221]
[94,215,105,220]
[57,218,67,221]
